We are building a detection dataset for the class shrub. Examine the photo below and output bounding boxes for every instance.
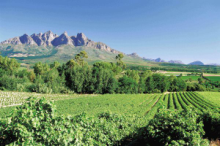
[200,110,220,140]
[143,108,206,146]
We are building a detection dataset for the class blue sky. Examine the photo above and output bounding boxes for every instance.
[0,0,220,64]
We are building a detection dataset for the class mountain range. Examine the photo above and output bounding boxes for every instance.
[0,31,218,66]
[0,31,120,54]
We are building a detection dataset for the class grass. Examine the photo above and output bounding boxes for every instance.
[196,92,220,105]
[181,76,200,81]
[205,76,220,82]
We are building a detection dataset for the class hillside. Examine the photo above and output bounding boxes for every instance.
[188,61,204,65]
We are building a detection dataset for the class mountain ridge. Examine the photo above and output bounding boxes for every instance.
[1,31,121,54]
[1,31,218,66]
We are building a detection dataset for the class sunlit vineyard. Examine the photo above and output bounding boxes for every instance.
[1,91,220,145]
[1,91,218,115]
[0,91,96,108]
[1,91,219,120]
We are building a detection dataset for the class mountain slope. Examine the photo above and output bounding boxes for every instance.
[188,61,204,65]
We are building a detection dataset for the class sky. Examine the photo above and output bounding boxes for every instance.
[0,0,220,64]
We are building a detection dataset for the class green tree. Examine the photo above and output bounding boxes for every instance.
[145,76,154,93]
[50,61,60,69]
[65,65,91,93]
[198,77,202,84]
[117,76,138,94]
[116,53,126,69]
[90,67,118,94]
[33,62,50,75]
[66,59,78,69]
[0,56,20,74]
[75,51,88,66]
[125,70,140,83]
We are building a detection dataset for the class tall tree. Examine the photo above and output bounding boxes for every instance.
[116,53,126,69]
[75,51,88,66]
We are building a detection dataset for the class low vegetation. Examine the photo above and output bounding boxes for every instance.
[0,92,219,145]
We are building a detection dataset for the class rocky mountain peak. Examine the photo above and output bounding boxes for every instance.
[19,34,37,45]
[52,31,74,46]
[63,31,68,35]
[76,33,88,46]
[0,31,122,54]
[41,31,57,46]
[77,33,87,40]
[31,33,45,46]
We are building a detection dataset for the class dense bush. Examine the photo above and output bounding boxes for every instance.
[117,76,138,94]
[142,108,208,146]
[200,110,220,140]
[0,97,142,145]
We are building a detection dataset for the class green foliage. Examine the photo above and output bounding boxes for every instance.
[0,56,20,74]
[187,83,206,91]
[168,76,186,92]
[93,62,122,75]
[116,53,126,69]
[90,67,118,94]
[1,92,220,145]
[0,53,212,94]
[33,62,50,75]
[200,110,220,140]
[0,97,143,145]
[143,108,206,146]
[65,65,92,93]
[117,76,138,94]
[125,70,140,83]
[75,50,88,66]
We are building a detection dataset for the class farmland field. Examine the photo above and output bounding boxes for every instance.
[205,76,220,82]
[181,76,200,81]
[196,92,220,105]
[1,91,219,118]
[0,91,220,145]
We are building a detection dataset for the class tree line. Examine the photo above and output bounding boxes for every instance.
[0,51,189,94]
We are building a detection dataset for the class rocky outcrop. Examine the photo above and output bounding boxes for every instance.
[19,34,37,45]
[52,32,74,46]
[31,33,46,46]
[41,31,58,46]
[1,37,22,45]
[76,33,88,46]
[0,31,121,54]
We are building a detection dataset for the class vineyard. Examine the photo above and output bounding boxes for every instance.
[0,91,220,145]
